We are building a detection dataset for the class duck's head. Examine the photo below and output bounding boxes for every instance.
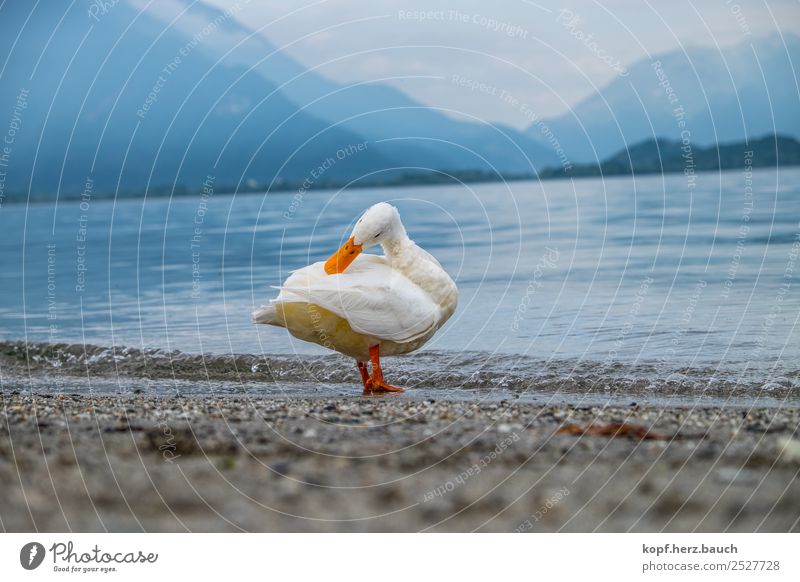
[324,202,404,274]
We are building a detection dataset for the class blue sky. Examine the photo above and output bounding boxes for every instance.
[203,0,800,128]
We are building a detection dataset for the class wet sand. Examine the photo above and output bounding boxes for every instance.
[2,387,799,532]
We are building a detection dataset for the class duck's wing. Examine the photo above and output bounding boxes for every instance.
[272,255,384,301]
[277,256,440,343]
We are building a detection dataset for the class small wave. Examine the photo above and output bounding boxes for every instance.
[2,341,797,401]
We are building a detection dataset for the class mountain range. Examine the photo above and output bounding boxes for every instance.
[532,33,800,163]
[539,133,800,180]
[0,1,797,199]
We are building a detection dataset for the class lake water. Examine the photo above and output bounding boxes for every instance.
[1,168,798,385]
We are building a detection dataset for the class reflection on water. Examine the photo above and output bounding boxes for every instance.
[1,167,798,379]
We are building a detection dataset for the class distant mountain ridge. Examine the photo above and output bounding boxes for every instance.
[532,34,800,163]
[10,134,796,205]
[1,1,797,200]
[0,0,557,199]
[0,1,393,196]
[128,0,560,174]
[539,134,800,179]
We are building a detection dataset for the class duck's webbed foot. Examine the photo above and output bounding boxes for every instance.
[364,379,405,394]
[357,345,405,396]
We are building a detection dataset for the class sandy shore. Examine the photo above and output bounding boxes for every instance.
[2,387,799,532]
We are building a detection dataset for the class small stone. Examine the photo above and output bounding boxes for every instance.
[777,437,800,464]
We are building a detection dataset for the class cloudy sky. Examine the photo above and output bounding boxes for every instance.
[206,0,799,128]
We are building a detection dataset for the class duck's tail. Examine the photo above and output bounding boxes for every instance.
[251,303,279,325]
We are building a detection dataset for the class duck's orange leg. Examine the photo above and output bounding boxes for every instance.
[356,360,370,390]
[363,344,405,395]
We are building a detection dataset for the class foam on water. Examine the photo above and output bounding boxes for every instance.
[3,341,798,406]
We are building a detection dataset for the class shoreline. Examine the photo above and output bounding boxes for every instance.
[2,341,799,406]
[4,374,798,411]
[2,161,795,207]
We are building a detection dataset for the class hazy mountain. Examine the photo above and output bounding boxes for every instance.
[129,0,560,175]
[538,134,800,180]
[0,0,394,197]
[532,34,800,163]
[0,0,558,199]
[3,1,793,199]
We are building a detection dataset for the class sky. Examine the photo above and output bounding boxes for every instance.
[204,0,800,129]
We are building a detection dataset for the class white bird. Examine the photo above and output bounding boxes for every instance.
[252,202,458,394]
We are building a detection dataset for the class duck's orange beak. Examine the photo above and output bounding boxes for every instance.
[324,236,362,274]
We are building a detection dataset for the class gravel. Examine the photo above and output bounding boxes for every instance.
[2,389,799,532]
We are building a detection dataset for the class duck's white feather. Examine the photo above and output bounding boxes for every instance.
[275,255,440,343]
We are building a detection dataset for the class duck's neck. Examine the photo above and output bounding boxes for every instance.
[382,236,416,264]
[381,236,457,309]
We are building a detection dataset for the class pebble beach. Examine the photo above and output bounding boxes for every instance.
[2,381,799,532]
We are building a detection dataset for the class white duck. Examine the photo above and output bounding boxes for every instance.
[252,202,458,394]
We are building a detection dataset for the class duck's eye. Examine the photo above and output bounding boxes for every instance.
[374,231,382,238]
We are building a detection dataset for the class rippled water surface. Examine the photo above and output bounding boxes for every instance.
[1,168,798,381]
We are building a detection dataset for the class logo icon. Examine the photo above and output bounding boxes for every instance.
[20,542,46,570]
